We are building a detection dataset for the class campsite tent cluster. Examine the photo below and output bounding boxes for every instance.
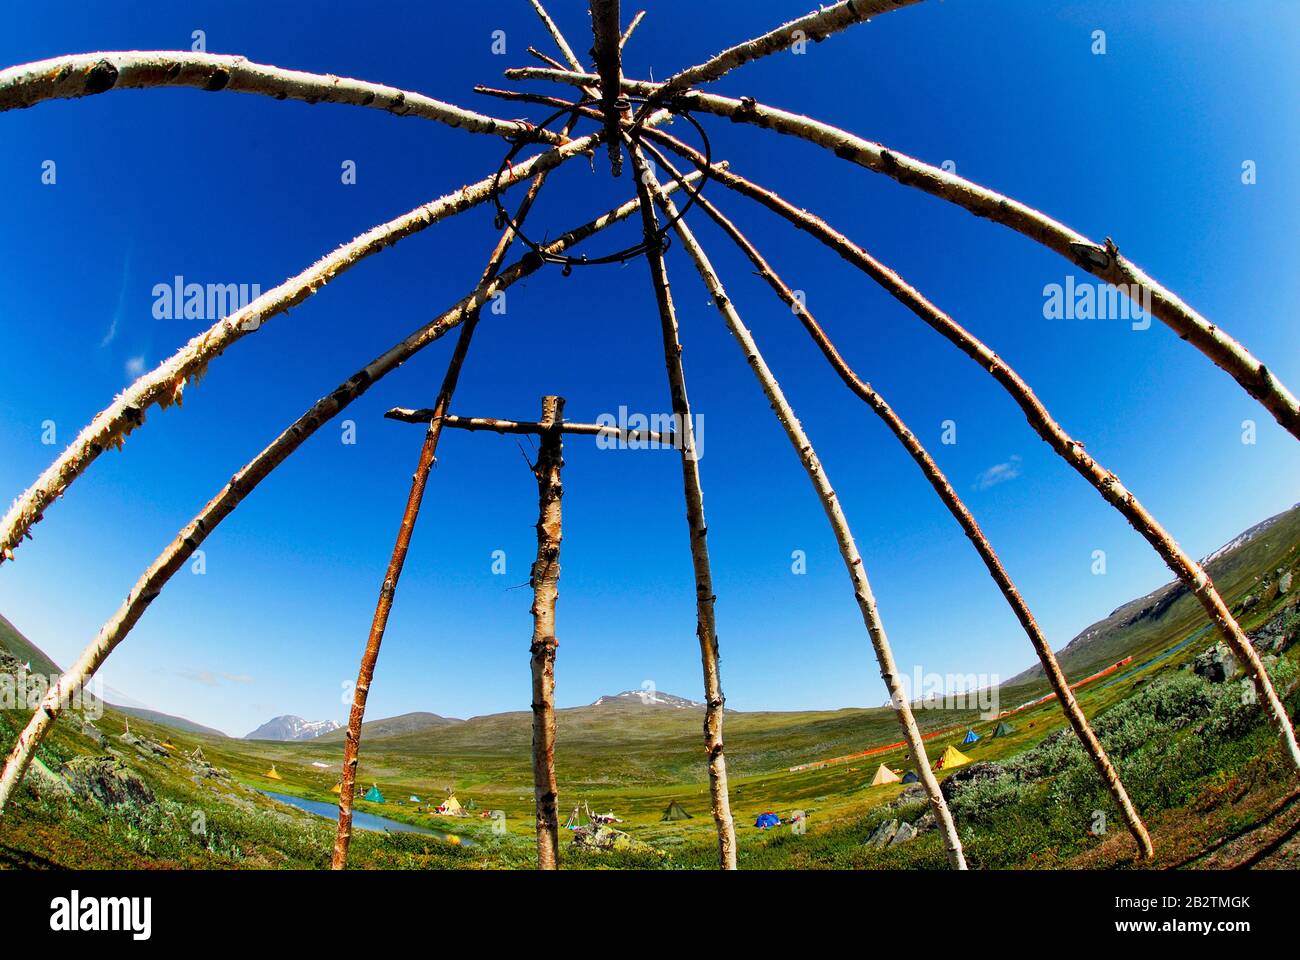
[862,723,1013,789]
[318,780,469,817]
[256,718,1020,841]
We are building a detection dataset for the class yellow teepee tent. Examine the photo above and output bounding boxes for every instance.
[330,782,343,795]
[264,764,283,780]
[438,792,464,816]
[870,763,901,786]
[933,745,972,771]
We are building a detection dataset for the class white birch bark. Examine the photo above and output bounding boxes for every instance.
[0,51,561,142]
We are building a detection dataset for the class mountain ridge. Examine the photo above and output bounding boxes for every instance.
[1007,502,1300,686]
[4,504,1297,737]
[244,715,342,741]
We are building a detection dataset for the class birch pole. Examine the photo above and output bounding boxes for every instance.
[643,0,925,106]
[526,0,586,75]
[529,396,566,870]
[588,0,625,176]
[0,130,601,566]
[331,132,570,868]
[386,411,673,447]
[0,175,709,817]
[644,145,1153,858]
[619,10,646,49]
[0,51,560,142]
[512,66,1300,442]
[642,165,967,870]
[638,144,1300,777]
[627,143,737,870]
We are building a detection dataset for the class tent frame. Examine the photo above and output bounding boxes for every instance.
[1,0,1297,871]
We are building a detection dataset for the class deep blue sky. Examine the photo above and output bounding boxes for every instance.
[1,1,1297,736]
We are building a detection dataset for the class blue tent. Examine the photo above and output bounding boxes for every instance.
[363,784,385,803]
[901,771,920,784]
[962,729,981,745]
[754,812,780,829]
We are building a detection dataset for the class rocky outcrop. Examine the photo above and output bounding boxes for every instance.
[1194,641,1242,683]
[889,821,917,846]
[61,756,155,809]
[866,818,899,847]
[889,783,927,808]
[570,824,662,856]
[940,761,1007,803]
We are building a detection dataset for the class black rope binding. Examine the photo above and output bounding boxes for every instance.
[488,96,712,269]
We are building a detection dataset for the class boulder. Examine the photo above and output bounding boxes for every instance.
[1279,571,1293,595]
[61,756,155,809]
[570,824,660,857]
[1249,606,1296,655]
[1194,641,1241,683]
[889,784,928,808]
[888,821,917,846]
[940,761,1006,803]
[913,809,937,834]
[867,818,899,847]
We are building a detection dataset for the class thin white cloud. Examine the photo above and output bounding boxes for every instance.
[124,355,146,379]
[177,669,255,688]
[100,245,133,348]
[975,455,1022,491]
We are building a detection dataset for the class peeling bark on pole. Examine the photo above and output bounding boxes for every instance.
[529,396,565,870]
[0,51,560,142]
[513,66,1300,442]
[0,130,603,567]
[0,174,711,817]
[627,142,738,870]
[643,168,967,870]
[645,144,1153,858]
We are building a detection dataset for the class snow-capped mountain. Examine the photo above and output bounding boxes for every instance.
[244,715,342,741]
[591,690,704,709]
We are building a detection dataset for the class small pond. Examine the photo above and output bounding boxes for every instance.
[259,789,472,845]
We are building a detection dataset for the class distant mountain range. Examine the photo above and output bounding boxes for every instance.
[280,696,702,744]
[244,715,342,741]
[314,711,462,742]
[4,503,1297,740]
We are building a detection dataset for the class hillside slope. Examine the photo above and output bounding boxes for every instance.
[1008,503,1300,687]
[0,616,226,738]
[0,614,59,677]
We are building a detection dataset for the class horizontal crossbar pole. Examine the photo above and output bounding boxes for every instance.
[385,409,674,446]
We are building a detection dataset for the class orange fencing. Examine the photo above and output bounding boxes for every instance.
[787,657,1134,773]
